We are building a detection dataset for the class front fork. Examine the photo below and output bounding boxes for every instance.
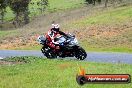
[41,46,49,53]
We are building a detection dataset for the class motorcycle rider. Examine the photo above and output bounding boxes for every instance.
[45,23,68,52]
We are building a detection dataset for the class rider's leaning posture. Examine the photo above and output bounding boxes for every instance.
[45,24,67,51]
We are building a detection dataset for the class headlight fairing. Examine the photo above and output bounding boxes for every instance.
[37,35,46,44]
[70,38,78,45]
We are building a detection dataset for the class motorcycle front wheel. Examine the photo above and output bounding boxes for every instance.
[41,48,57,59]
[75,47,87,60]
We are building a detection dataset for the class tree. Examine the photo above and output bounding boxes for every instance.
[85,0,101,5]
[0,0,8,23]
[31,0,48,14]
[93,0,96,5]
[85,0,93,4]
[9,0,31,27]
[98,0,101,4]
[105,0,108,7]
[9,0,48,27]
[38,0,48,13]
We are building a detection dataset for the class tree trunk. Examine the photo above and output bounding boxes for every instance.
[24,8,29,24]
[93,0,96,5]
[105,0,108,7]
[119,0,123,3]
[98,0,101,4]
[14,11,21,27]
[1,9,5,23]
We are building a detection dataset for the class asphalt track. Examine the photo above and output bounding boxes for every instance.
[0,50,132,64]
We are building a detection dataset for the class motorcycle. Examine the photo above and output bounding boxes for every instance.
[37,33,87,60]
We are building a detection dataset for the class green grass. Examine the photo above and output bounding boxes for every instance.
[4,0,85,21]
[80,39,132,53]
[47,0,84,12]
[69,5,132,28]
[0,56,132,88]
[15,45,42,50]
[82,45,132,53]
[0,30,18,39]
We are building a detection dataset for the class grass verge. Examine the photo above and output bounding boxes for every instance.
[0,56,132,88]
[0,30,18,40]
[13,44,132,53]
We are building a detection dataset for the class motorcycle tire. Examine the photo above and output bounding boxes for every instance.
[41,48,57,59]
[75,47,87,60]
[45,52,57,59]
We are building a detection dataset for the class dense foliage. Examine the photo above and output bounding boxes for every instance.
[0,0,8,23]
